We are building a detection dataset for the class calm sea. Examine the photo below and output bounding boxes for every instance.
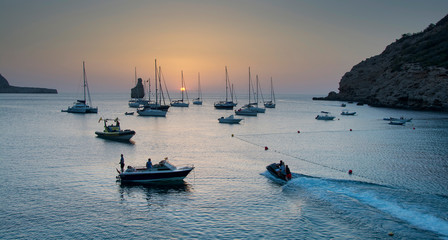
[1,93,448,239]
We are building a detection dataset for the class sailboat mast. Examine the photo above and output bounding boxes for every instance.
[198,72,201,100]
[155,59,158,105]
[248,67,251,105]
[225,66,229,102]
[181,71,184,101]
[83,61,86,103]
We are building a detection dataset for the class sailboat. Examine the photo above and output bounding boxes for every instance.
[247,75,265,113]
[137,59,167,117]
[235,67,257,116]
[264,77,276,108]
[170,71,189,107]
[214,66,237,109]
[63,61,98,113]
[193,72,202,105]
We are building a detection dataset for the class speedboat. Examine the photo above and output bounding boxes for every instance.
[95,118,135,142]
[315,111,335,120]
[117,159,194,183]
[218,115,242,124]
[266,163,291,181]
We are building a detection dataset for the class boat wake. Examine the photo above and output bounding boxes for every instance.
[284,175,448,238]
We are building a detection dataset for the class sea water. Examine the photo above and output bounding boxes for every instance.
[0,93,447,239]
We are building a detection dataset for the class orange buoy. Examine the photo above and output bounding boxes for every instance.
[348,169,353,174]
[265,146,268,151]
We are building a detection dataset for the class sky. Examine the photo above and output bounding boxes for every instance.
[0,0,447,95]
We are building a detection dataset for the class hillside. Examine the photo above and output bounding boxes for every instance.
[315,14,448,111]
[0,74,57,94]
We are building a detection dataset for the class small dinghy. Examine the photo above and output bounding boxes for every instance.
[266,161,291,181]
[117,158,194,183]
[218,115,242,124]
[125,112,134,115]
[95,118,135,142]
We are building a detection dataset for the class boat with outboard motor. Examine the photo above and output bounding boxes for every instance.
[117,158,194,183]
[95,118,135,142]
[266,162,291,181]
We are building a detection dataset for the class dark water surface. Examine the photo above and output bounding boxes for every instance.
[1,93,447,239]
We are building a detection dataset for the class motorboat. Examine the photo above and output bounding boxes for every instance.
[117,159,194,183]
[95,118,135,142]
[383,117,412,122]
[341,110,356,115]
[63,61,98,113]
[266,162,291,181]
[315,111,335,120]
[389,120,406,125]
[218,115,242,124]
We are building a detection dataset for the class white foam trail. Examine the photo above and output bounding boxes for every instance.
[292,177,448,237]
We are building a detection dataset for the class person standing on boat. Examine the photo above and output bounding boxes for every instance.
[119,154,125,173]
[146,158,152,170]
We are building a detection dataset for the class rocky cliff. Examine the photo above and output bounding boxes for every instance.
[316,14,448,111]
[0,74,57,94]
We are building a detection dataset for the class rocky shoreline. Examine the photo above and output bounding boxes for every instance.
[315,14,448,112]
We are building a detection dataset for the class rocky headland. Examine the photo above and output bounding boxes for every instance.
[0,74,57,94]
[315,14,448,111]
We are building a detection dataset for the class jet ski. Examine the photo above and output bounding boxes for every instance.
[266,162,291,181]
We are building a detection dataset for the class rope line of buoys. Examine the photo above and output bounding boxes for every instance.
[233,134,389,185]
